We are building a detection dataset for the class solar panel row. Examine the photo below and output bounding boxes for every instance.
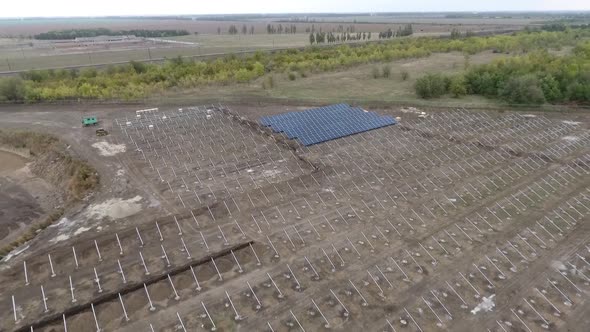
[260,104,397,146]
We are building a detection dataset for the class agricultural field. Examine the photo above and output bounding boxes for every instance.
[0,15,532,72]
[0,101,589,332]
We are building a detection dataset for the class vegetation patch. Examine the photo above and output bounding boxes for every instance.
[0,28,589,103]
[415,41,590,104]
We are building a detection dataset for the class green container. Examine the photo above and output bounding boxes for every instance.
[82,116,98,126]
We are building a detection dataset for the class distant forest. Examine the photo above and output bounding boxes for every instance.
[34,28,190,40]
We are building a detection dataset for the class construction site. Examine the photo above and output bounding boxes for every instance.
[0,103,589,332]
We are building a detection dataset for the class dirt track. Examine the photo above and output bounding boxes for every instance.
[0,103,589,332]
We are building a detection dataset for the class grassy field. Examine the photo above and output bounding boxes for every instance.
[150,51,505,109]
[0,36,289,72]
[0,33,460,72]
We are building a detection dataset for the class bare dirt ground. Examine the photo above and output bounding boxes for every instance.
[0,150,59,248]
[0,102,589,332]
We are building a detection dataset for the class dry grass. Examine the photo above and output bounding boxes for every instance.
[152,51,504,109]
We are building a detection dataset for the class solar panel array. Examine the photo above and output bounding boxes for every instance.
[260,104,397,146]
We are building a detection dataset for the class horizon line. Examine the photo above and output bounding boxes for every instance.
[1,10,590,20]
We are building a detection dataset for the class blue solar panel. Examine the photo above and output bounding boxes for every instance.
[260,104,397,146]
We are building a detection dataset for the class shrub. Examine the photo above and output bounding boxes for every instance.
[371,67,380,79]
[382,66,391,78]
[0,77,25,102]
[540,74,562,102]
[565,82,590,102]
[288,72,297,81]
[415,76,433,98]
[235,68,253,82]
[130,60,147,74]
[400,70,409,81]
[498,75,546,104]
[449,75,467,98]
[262,76,274,89]
[80,68,97,78]
[415,73,449,99]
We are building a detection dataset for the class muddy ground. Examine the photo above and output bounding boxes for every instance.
[0,150,58,247]
[0,103,589,332]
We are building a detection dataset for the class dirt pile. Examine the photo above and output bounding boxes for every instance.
[0,129,99,259]
[0,129,98,200]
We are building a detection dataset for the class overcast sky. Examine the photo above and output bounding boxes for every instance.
[2,0,590,18]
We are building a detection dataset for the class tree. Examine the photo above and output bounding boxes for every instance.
[415,73,449,99]
[397,24,413,37]
[415,76,433,98]
[449,75,467,97]
[566,82,590,102]
[217,27,221,35]
[309,33,315,45]
[499,75,546,104]
[540,74,562,102]
[315,32,325,44]
[0,77,25,102]
[382,66,391,78]
[250,26,255,35]
[242,25,247,35]
[450,28,462,39]
[368,32,371,40]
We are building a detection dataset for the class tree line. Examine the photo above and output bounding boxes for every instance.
[34,29,190,40]
[310,32,372,44]
[1,28,588,103]
[415,41,590,104]
[267,24,297,34]
[226,25,256,35]
[378,24,414,39]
